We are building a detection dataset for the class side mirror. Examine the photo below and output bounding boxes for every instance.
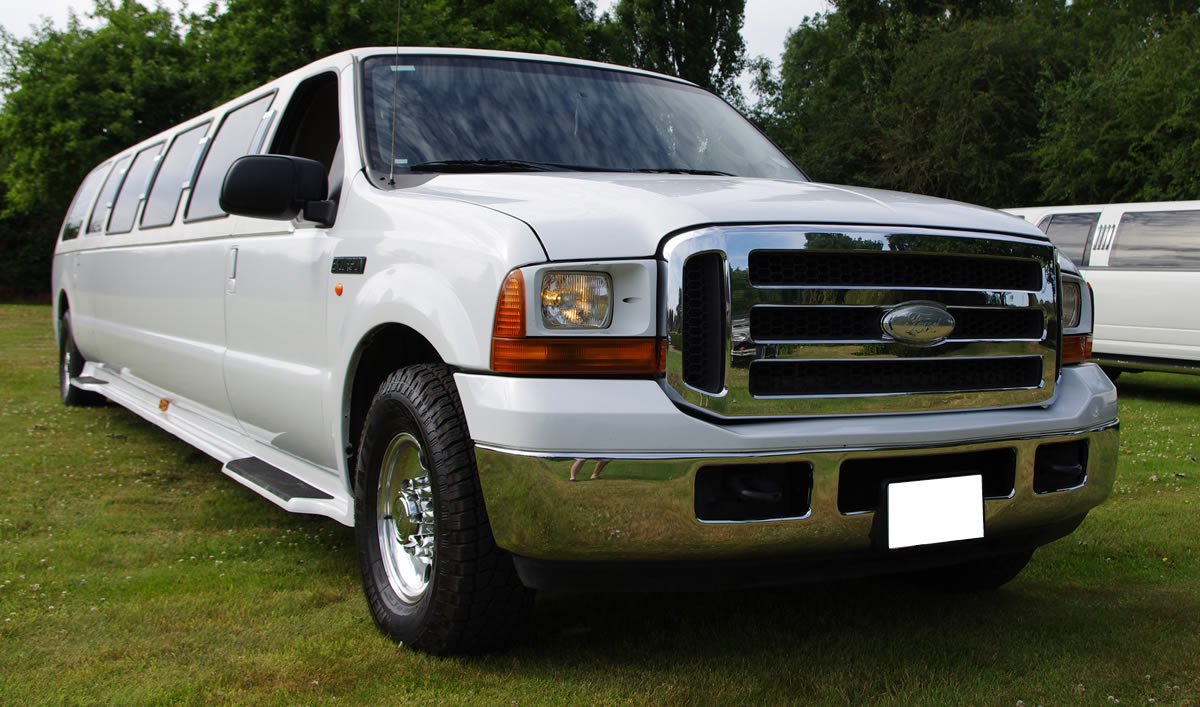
[219,155,334,224]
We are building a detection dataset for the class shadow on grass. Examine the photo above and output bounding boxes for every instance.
[467,570,1198,701]
[1114,371,1200,405]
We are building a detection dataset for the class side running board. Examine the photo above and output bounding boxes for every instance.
[224,457,334,501]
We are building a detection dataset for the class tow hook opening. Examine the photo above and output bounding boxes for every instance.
[695,462,813,522]
[1034,440,1089,494]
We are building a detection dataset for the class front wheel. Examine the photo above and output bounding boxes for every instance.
[354,363,532,654]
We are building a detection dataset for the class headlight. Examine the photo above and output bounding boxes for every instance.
[1062,281,1081,328]
[540,272,612,329]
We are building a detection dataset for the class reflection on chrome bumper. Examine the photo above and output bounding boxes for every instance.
[474,422,1119,562]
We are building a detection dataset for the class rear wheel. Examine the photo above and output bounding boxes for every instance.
[909,549,1033,592]
[59,313,104,407]
[354,363,532,654]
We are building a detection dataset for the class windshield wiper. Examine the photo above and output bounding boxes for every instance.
[630,167,735,176]
[407,159,571,173]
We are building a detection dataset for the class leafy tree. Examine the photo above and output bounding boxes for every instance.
[604,0,747,99]
[0,1,202,296]
[0,1,201,218]
[1036,15,1200,203]
[186,0,601,102]
[873,16,1064,207]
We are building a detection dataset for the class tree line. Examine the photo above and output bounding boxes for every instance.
[1,0,1197,297]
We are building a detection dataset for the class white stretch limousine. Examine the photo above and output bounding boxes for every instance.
[54,48,1118,654]
[1007,200,1200,379]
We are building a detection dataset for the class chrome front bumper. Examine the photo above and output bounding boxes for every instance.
[474,422,1118,563]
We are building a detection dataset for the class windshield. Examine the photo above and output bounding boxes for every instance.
[360,55,804,181]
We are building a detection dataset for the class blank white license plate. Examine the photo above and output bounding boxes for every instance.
[887,475,984,549]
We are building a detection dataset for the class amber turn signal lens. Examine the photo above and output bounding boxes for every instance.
[1063,334,1092,364]
[493,270,526,338]
[491,337,665,375]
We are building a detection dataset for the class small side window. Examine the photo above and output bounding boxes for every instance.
[1043,212,1099,266]
[60,164,112,241]
[107,142,164,234]
[87,155,133,234]
[142,121,211,229]
[186,93,275,222]
[1109,210,1200,269]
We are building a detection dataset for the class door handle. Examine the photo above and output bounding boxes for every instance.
[226,247,238,294]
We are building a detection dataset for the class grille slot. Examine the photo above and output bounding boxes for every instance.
[681,252,725,393]
[749,357,1044,397]
[749,251,1043,291]
[751,307,1044,342]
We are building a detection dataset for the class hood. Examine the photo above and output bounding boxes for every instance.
[399,172,1047,261]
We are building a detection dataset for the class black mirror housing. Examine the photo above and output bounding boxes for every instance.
[219,155,330,222]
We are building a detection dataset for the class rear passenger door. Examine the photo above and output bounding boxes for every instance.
[222,72,343,472]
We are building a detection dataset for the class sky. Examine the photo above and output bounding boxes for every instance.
[4,0,831,68]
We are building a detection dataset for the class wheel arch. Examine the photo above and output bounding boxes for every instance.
[342,323,444,487]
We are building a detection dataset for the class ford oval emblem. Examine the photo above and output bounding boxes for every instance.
[881,302,956,346]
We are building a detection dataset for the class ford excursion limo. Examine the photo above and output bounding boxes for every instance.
[52,48,1118,654]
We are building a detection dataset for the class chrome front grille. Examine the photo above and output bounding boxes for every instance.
[662,225,1059,419]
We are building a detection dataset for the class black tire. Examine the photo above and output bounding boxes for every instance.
[354,363,532,654]
[1100,366,1122,383]
[59,313,105,407]
[908,549,1033,592]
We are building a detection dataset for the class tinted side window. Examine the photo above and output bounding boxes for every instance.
[142,122,210,228]
[1109,210,1200,269]
[107,142,164,234]
[87,155,132,234]
[60,164,112,241]
[1043,212,1099,266]
[186,94,274,221]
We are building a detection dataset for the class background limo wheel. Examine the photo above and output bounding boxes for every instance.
[908,548,1034,592]
[354,363,532,654]
[58,312,104,407]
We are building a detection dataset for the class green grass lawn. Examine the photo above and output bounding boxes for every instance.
[1,303,1197,705]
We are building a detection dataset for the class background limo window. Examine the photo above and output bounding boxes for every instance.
[185,93,274,221]
[141,122,211,229]
[86,155,132,234]
[106,142,164,234]
[1037,212,1099,266]
[59,163,112,241]
[1109,210,1200,268]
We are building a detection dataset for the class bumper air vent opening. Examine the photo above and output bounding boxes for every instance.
[681,252,725,394]
[1034,440,1088,494]
[695,462,813,522]
[838,449,1016,515]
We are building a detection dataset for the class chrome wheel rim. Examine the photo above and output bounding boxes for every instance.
[376,432,435,603]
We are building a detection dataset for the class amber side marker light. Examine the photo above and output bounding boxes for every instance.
[490,269,666,375]
[1063,334,1092,364]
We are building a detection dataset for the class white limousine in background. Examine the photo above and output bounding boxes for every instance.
[53,48,1118,654]
[1006,200,1200,379]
